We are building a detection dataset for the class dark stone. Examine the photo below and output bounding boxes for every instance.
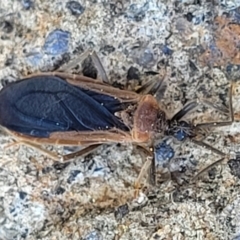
[189,60,198,72]
[185,12,193,22]
[144,71,159,76]
[55,186,66,195]
[127,66,140,80]
[42,166,52,174]
[66,1,85,16]
[126,3,149,22]
[136,49,154,67]
[21,228,28,238]
[100,45,115,55]
[114,204,129,220]
[53,162,70,172]
[110,2,124,16]
[160,45,173,55]
[21,0,33,10]
[19,191,27,200]
[82,56,98,79]
[228,157,240,178]
[4,57,14,66]
[0,21,13,33]
[67,170,81,184]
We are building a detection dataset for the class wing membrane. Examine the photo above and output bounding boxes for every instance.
[0,76,131,137]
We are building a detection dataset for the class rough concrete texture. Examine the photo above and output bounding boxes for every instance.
[1,0,240,239]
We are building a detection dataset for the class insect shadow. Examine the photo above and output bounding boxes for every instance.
[0,50,234,189]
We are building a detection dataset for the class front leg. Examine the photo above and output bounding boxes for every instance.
[58,50,109,83]
[134,145,155,196]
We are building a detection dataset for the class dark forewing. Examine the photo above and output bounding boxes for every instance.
[0,75,128,137]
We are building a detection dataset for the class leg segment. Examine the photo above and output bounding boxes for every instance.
[134,145,155,192]
[170,82,233,179]
[63,144,102,161]
[136,69,169,101]
[58,50,110,84]
[58,50,92,72]
[191,83,233,179]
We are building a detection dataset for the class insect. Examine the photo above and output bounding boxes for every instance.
[0,51,234,187]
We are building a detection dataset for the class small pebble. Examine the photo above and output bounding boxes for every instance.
[100,45,115,55]
[83,230,103,240]
[160,45,173,55]
[114,204,129,220]
[66,1,85,16]
[21,0,33,10]
[126,3,149,22]
[25,51,43,67]
[154,140,174,165]
[43,29,70,56]
[127,66,140,80]
[228,157,240,178]
[185,12,193,22]
[0,21,13,33]
[55,186,66,195]
[67,170,82,184]
[19,191,27,200]
[136,48,154,68]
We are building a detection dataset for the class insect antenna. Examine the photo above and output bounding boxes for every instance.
[191,82,233,179]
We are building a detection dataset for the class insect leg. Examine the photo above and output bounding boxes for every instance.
[58,50,92,72]
[191,139,226,157]
[172,82,233,124]
[174,83,233,180]
[171,101,199,121]
[59,50,109,84]
[190,82,233,179]
[63,144,102,161]
[134,145,154,193]
[90,51,109,84]
[195,82,234,128]
[192,156,225,180]
[5,133,102,162]
[21,141,101,162]
[191,85,233,179]
[136,69,169,101]
[7,140,60,161]
[190,138,229,180]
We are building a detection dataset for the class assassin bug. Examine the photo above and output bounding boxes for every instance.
[0,51,234,187]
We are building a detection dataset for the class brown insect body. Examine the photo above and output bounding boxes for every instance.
[0,62,232,181]
[66,74,169,145]
[0,73,169,150]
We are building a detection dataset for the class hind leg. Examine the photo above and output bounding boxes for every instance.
[192,82,234,179]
